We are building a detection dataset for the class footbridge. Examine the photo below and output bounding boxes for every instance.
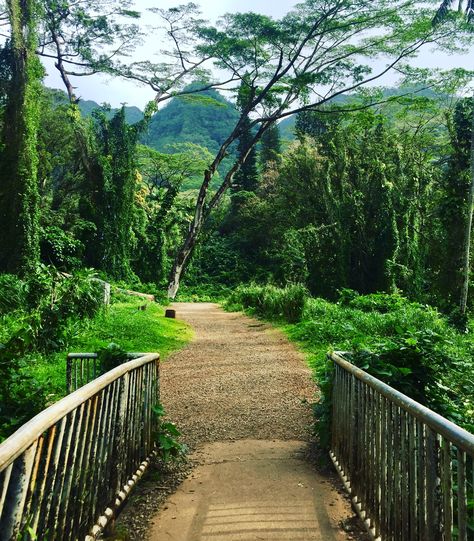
[0,351,473,540]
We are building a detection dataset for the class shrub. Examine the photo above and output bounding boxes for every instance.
[29,268,103,352]
[0,274,27,314]
[98,343,128,373]
[40,225,83,270]
[338,289,420,314]
[152,402,187,462]
[281,284,308,323]
[0,350,46,442]
[227,283,307,323]
[1,266,104,355]
[176,283,231,302]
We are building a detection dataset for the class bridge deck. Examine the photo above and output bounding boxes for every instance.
[148,439,350,541]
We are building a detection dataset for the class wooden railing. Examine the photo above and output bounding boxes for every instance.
[0,353,160,541]
[330,351,474,541]
[66,353,101,393]
[66,352,149,393]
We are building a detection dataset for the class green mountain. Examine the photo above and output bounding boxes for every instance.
[277,86,445,143]
[142,84,240,155]
[46,88,144,124]
[78,99,143,124]
[279,116,296,142]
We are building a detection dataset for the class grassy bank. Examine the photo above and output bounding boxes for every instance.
[1,285,192,442]
[225,285,474,435]
[31,297,193,405]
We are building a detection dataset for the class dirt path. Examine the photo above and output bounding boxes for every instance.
[142,303,363,541]
[148,441,351,541]
[160,303,315,447]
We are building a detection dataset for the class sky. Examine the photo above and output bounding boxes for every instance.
[43,0,474,108]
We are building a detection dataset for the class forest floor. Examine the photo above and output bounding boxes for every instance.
[114,303,369,541]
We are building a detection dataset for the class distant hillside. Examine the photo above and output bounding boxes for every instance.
[142,84,240,155]
[277,86,445,143]
[279,116,296,142]
[78,99,143,124]
[46,88,144,124]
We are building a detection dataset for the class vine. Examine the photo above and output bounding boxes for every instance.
[0,0,43,275]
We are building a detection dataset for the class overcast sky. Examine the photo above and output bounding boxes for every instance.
[43,0,474,108]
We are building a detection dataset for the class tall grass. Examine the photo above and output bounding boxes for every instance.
[227,283,307,323]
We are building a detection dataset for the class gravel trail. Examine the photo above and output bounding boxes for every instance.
[160,302,315,448]
[115,303,368,541]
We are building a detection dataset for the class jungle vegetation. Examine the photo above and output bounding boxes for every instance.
[0,0,474,438]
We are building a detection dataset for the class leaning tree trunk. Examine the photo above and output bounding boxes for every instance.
[167,169,211,299]
[460,94,474,315]
[0,0,42,275]
[167,122,270,299]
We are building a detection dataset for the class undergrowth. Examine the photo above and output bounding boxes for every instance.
[0,269,192,442]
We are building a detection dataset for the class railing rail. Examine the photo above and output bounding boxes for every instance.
[330,351,474,541]
[0,352,160,541]
[66,352,149,393]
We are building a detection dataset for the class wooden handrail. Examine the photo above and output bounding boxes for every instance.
[330,351,474,541]
[0,352,160,540]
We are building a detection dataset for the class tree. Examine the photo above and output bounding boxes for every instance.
[79,107,146,279]
[165,1,467,298]
[228,105,440,300]
[435,99,474,309]
[0,0,43,274]
[37,0,142,103]
[135,143,213,283]
[434,0,474,316]
[259,123,281,171]
[232,81,258,194]
[465,96,474,314]
[232,115,258,193]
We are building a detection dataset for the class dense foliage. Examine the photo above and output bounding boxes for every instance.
[0,0,473,445]
[0,0,43,275]
[0,276,191,441]
[191,100,472,316]
[0,267,103,439]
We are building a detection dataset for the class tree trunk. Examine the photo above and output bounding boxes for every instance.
[460,94,474,315]
[0,0,42,275]
[167,189,205,299]
[167,122,270,298]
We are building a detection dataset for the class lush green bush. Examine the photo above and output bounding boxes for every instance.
[298,296,472,441]
[0,352,46,442]
[40,225,83,270]
[0,274,27,314]
[0,267,104,355]
[177,283,232,302]
[0,267,105,440]
[98,342,128,373]
[227,283,307,323]
[338,288,421,314]
[19,267,103,353]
